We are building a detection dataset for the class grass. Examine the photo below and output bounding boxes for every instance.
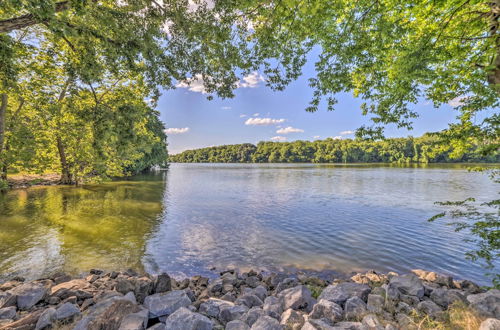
[306,284,323,299]
[405,302,483,330]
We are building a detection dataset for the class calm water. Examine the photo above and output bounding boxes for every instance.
[0,164,498,285]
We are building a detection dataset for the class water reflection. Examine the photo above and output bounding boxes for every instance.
[0,173,166,280]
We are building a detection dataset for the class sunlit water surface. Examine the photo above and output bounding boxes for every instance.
[0,163,498,285]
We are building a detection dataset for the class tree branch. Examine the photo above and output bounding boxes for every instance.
[0,1,70,33]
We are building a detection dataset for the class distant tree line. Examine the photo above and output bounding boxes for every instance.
[170,135,499,164]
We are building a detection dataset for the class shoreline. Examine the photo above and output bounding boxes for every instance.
[0,268,498,330]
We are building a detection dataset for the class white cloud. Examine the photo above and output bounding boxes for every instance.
[238,72,265,88]
[332,136,342,140]
[175,74,208,94]
[448,97,466,107]
[253,113,260,117]
[313,135,320,139]
[239,114,247,118]
[270,136,287,142]
[176,71,265,94]
[165,127,190,134]
[276,126,304,134]
[221,106,231,110]
[245,117,286,126]
[339,130,354,135]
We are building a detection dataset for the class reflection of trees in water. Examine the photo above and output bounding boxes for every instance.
[0,174,167,279]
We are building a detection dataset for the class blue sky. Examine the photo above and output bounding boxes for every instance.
[157,54,460,155]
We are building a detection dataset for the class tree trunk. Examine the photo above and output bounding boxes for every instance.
[56,79,72,184]
[56,136,72,184]
[0,94,7,180]
[487,0,500,88]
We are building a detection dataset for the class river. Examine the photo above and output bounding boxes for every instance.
[0,163,497,285]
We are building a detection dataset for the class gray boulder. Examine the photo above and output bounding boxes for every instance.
[280,308,304,330]
[0,292,16,309]
[147,324,166,330]
[251,315,283,330]
[467,289,500,318]
[430,288,466,308]
[220,305,249,324]
[301,319,335,330]
[279,286,315,312]
[416,300,442,318]
[275,278,300,294]
[366,295,384,314]
[226,320,251,330]
[236,294,264,309]
[387,274,424,299]
[74,296,142,330]
[331,321,366,329]
[199,298,234,318]
[319,283,371,306]
[479,318,500,330]
[0,306,16,320]
[242,307,267,326]
[154,273,172,293]
[55,302,80,321]
[308,299,343,323]
[164,307,212,330]
[35,308,56,330]
[119,308,149,330]
[361,314,384,330]
[345,296,367,320]
[263,296,284,319]
[10,282,48,310]
[144,290,192,318]
[253,286,268,302]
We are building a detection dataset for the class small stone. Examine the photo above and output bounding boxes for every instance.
[479,318,500,330]
[308,299,343,323]
[0,306,16,320]
[155,273,172,293]
[55,302,80,321]
[395,302,413,315]
[143,290,192,318]
[250,315,282,330]
[280,308,304,330]
[345,296,367,320]
[164,307,212,330]
[302,319,334,330]
[35,308,56,330]
[221,292,237,302]
[226,320,251,330]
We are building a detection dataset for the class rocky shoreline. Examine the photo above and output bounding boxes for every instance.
[0,268,498,330]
